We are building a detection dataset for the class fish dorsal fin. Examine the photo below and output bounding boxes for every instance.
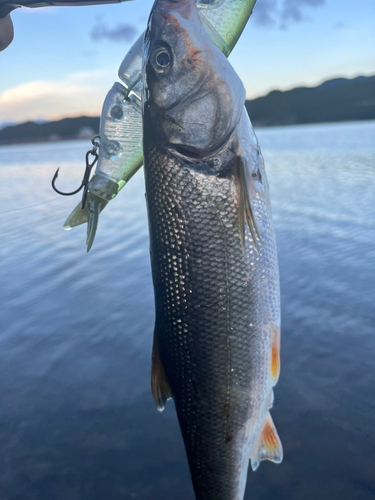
[237,154,262,252]
[151,335,173,411]
[250,412,283,471]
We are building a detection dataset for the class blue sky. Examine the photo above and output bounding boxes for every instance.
[0,0,374,123]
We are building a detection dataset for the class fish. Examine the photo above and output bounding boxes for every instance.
[142,0,282,498]
[64,0,258,251]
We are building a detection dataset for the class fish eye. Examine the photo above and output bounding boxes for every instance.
[155,50,170,68]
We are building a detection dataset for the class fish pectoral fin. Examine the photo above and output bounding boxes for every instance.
[151,334,173,411]
[250,412,283,471]
[236,155,262,252]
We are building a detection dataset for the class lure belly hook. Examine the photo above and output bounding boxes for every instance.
[51,137,100,209]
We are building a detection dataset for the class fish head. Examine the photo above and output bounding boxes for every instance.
[143,0,245,158]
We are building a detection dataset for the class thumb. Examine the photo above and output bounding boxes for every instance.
[0,14,14,51]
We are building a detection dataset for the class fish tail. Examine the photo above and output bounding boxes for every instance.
[86,195,100,253]
[63,193,107,252]
[64,202,89,230]
[250,412,283,471]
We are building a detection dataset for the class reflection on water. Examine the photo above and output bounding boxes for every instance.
[0,121,374,499]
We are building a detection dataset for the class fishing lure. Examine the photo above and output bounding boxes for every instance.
[63,0,258,251]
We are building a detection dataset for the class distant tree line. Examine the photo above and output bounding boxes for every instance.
[1,76,374,145]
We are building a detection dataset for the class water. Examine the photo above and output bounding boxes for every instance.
[0,120,374,500]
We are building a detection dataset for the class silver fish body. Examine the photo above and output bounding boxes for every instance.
[143,0,282,498]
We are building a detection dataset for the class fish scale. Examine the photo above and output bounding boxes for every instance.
[144,119,280,498]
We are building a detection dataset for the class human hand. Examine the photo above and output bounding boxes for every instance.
[0,14,13,51]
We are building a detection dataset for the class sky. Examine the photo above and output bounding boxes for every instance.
[0,0,374,124]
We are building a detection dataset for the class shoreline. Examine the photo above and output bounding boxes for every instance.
[1,118,374,147]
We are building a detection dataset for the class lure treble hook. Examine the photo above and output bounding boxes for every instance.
[51,136,100,209]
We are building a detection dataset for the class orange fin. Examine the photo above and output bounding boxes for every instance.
[151,335,172,411]
[270,326,281,383]
[250,412,283,471]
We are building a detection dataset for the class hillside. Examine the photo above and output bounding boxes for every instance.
[246,75,375,127]
[0,116,100,145]
[0,75,374,145]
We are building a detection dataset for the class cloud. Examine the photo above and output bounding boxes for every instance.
[90,19,137,43]
[0,70,113,123]
[64,69,112,84]
[332,22,345,30]
[252,0,278,26]
[253,0,326,28]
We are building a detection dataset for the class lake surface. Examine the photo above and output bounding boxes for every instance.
[0,120,374,500]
